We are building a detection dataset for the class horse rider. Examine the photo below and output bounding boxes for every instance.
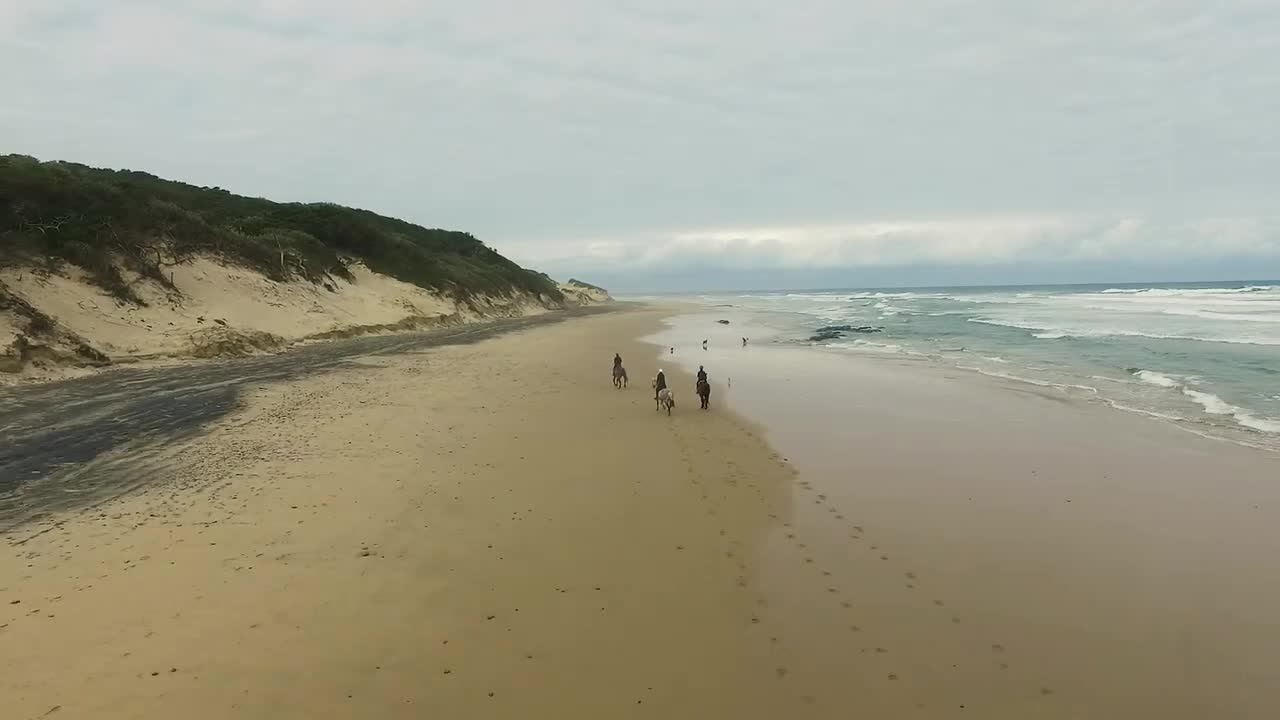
[696,366,711,409]
[654,368,668,399]
[613,353,623,370]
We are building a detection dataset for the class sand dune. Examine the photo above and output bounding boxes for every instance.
[1,257,607,383]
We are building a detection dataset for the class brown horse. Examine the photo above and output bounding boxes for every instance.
[696,379,711,409]
[612,365,628,389]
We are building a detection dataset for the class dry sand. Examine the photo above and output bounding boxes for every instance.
[0,308,803,718]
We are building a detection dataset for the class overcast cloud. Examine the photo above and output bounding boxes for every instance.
[4,1,1279,290]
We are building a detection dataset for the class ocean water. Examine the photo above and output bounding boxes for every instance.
[639,281,1280,451]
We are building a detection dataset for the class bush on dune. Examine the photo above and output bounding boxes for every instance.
[0,154,563,305]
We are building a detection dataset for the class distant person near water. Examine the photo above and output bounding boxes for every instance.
[702,339,708,350]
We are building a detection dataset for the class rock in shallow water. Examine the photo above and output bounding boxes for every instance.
[808,325,883,341]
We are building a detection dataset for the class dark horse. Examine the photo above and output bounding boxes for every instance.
[696,379,711,409]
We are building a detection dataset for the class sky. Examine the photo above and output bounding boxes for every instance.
[4,1,1280,292]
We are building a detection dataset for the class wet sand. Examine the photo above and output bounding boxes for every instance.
[5,306,1280,718]
[655,310,1280,718]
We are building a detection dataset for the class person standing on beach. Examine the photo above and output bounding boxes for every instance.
[702,339,708,350]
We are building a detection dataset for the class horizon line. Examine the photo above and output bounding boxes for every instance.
[610,277,1280,296]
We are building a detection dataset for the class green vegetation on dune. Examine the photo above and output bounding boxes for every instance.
[0,155,562,305]
[566,278,607,293]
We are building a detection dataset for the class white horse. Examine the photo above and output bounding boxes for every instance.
[653,380,675,415]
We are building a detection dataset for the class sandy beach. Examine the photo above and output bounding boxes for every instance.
[2,307,800,718]
[4,305,1280,718]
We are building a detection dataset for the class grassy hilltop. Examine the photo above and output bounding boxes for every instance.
[0,154,562,305]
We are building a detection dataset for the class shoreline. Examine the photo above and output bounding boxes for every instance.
[629,287,1280,454]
